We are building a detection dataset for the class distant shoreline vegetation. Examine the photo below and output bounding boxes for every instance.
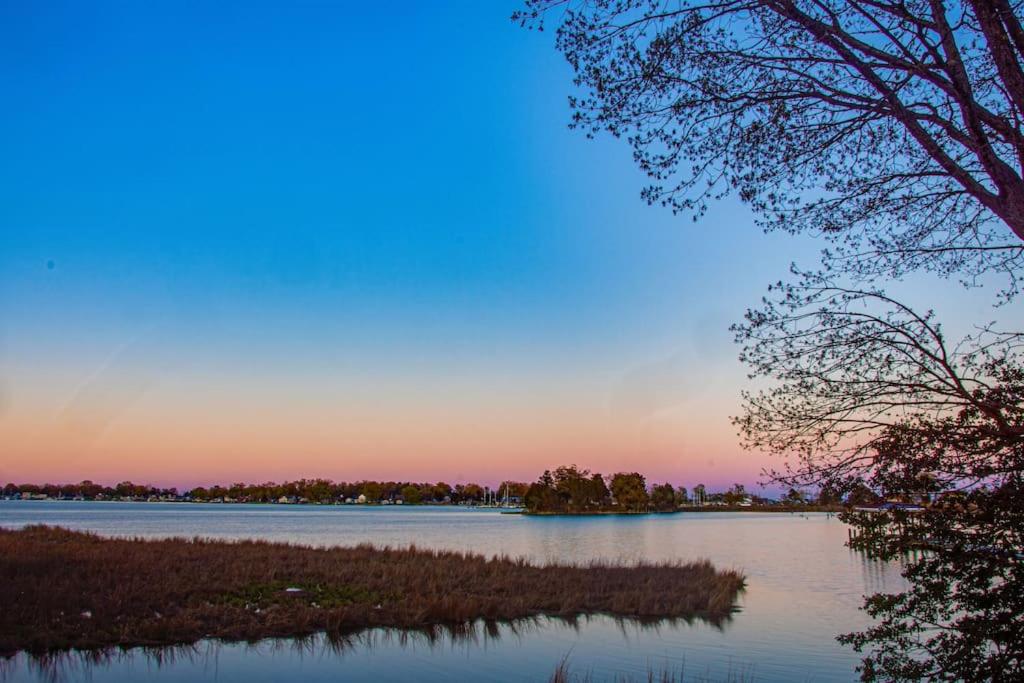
[1,468,875,511]
[520,465,856,515]
[1,479,528,506]
[0,526,745,656]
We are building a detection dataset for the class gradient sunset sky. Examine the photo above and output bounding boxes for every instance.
[0,2,990,492]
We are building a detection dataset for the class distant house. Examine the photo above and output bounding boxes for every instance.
[357,494,367,504]
[277,496,292,504]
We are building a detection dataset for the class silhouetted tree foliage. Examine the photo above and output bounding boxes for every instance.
[400,485,421,504]
[518,0,1024,300]
[723,483,748,506]
[610,472,649,511]
[650,483,677,511]
[524,481,563,513]
[589,472,611,506]
[499,480,531,499]
[518,6,1024,668]
[552,465,596,508]
[522,468,739,513]
[734,273,1023,486]
[524,466,613,512]
[433,482,453,501]
[676,486,689,505]
[840,482,1024,680]
[815,483,842,506]
[783,488,807,505]
[360,482,383,503]
[846,481,883,507]
[734,272,1024,680]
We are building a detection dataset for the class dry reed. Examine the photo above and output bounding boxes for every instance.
[0,526,745,655]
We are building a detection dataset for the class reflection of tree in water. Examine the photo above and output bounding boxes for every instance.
[853,548,915,599]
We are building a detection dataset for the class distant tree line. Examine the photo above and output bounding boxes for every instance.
[521,465,864,513]
[2,479,532,505]
[3,481,179,500]
[4,475,880,510]
[186,479,531,505]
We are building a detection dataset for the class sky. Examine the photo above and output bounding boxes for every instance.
[0,1,993,493]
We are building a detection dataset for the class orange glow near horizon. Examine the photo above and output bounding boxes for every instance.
[0,360,770,491]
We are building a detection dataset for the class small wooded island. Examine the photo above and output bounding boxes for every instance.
[520,465,847,514]
[0,526,745,656]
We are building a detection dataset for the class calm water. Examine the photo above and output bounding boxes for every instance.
[0,501,906,682]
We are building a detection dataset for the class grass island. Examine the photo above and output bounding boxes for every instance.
[1,526,745,656]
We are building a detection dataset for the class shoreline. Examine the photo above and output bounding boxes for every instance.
[2,499,841,514]
[2,499,520,509]
[520,505,843,516]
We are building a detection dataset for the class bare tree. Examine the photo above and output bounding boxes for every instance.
[733,269,1024,488]
[517,4,1024,676]
[517,1,1024,298]
[731,271,1024,679]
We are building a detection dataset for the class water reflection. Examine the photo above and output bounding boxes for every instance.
[3,614,753,683]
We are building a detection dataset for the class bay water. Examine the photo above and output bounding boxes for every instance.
[0,501,905,682]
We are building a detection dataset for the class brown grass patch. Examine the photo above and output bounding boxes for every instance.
[0,526,745,655]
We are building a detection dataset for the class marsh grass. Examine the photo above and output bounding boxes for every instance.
[0,526,745,655]
[547,656,756,683]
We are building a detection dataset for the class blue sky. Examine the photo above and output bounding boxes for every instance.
[0,1,990,489]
